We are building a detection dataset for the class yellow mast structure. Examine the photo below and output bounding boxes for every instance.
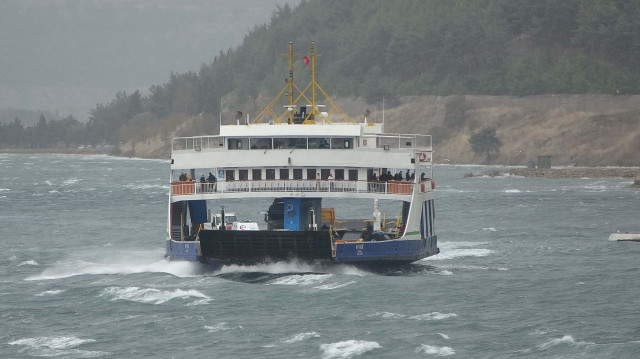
[251,42,354,125]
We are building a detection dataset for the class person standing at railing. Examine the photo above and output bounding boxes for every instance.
[200,174,207,192]
[207,172,217,192]
[327,172,334,191]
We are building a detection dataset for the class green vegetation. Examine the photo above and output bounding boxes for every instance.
[3,0,640,151]
[469,127,503,162]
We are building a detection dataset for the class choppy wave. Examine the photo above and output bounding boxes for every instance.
[319,339,381,359]
[415,344,456,356]
[25,259,201,281]
[537,335,594,351]
[99,286,209,305]
[63,178,81,186]
[424,248,493,261]
[35,289,65,296]
[217,260,369,277]
[281,331,320,344]
[17,260,39,266]
[369,311,457,321]
[8,335,109,357]
[410,312,458,321]
[204,322,230,333]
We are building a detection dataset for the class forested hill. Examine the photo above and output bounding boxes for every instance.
[3,0,640,162]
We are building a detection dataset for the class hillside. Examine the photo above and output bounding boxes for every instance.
[119,94,640,167]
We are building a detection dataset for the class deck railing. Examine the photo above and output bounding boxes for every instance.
[170,179,434,196]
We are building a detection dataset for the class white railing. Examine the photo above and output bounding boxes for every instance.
[170,179,434,196]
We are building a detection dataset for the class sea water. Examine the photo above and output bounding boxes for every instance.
[1,153,639,358]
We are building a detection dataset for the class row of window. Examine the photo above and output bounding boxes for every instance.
[228,137,353,150]
[225,168,359,181]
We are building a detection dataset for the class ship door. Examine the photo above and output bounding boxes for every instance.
[194,137,202,151]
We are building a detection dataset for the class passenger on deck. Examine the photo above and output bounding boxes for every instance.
[405,171,412,181]
[362,222,374,241]
[207,172,216,182]
[200,175,207,192]
[186,173,192,181]
[421,172,427,182]
[179,173,187,181]
[394,171,403,180]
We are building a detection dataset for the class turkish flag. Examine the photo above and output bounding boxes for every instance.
[303,55,309,65]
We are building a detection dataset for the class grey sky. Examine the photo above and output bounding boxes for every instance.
[0,0,298,121]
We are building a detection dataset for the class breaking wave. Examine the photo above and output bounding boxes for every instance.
[415,344,455,356]
[99,286,210,305]
[8,335,109,357]
[25,259,201,281]
[319,340,381,359]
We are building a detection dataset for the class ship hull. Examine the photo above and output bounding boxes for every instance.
[165,231,438,268]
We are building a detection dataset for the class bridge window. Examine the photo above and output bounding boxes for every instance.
[331,137,353,149]
[349,169,358,180]
[226,170,235,181]
[252,169,262,180]
[280,169,289,180]
[308,138,330,149]
[335,169,344,180]
[250,138,272,149]
[228,138,249,150]
[293,168,303,180]
[239,170,248,180]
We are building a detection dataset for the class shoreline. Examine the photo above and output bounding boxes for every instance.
[466,167,640,181]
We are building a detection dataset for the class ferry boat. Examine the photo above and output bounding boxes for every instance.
[165,42,439,268]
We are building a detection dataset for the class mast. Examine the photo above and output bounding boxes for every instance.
[311,41,316,123]
[288,41,294,124]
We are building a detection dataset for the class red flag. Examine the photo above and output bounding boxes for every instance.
[303,55,309,65]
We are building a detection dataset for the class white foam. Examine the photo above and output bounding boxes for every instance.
[100,286,209,305]
[415,344,455,356]
[124,183,169,190]
[282,331,320,344]
[313,280,356,290]
[35,289,65,296]
[369,311,406,319]
[424,248,493,261]
[482,227,498,231]
[410,312,458,321]
[8,336,93,350]
[537,335,594,350]
[268,274,331,286]
[0,188,9,192]
[26,259,201,281]
[8,336,109,357]
[43,180,54,186]
[204,322,229,333]
[218,259,369,277]
[437,270,453,276]
[436,333,450,339]
[319,340,381,359]
[17,260,39,266]
[63,178,80,185]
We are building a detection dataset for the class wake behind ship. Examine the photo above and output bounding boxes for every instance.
[165,42,439,268]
